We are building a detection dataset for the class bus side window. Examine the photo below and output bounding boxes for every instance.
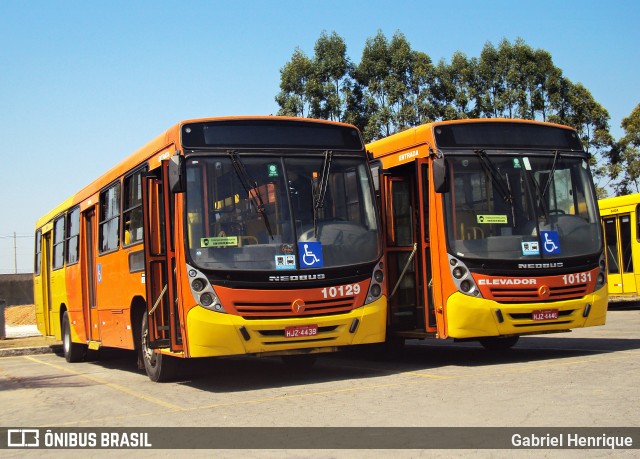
[123,169,145,246]
[99,182,121,253]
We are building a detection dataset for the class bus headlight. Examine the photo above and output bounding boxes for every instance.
[447,255,481,297]
[365,260,385,305]
[200,293,214,307]
[192,278,206,292]
[186,264,227,313]
[595,254,607,290]
[452,266,466,279]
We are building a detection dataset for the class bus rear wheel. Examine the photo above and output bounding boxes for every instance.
[62,311,86,363]
[141,313,178,382]
[479,336,519,351]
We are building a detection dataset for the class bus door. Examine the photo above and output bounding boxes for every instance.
[142,160,183,352]
[39,228,54,336]
[603,214,637,295]
[383,171,424,332]
[81,208,99,341]
[417,158,437,332]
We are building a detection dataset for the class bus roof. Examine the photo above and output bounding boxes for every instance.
[598,193,640,212]
[367,118,580,162]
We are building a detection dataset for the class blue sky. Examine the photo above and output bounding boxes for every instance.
[1,0,638,274]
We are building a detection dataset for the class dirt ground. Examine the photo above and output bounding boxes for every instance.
[0,305,57,349]
[3,304,36,325]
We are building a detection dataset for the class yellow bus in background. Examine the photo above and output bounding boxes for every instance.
[34,116,386,381]
[599,193,640,302]
[367,119,608,350]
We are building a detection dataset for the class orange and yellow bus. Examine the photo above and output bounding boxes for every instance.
[598,193,640,302]
[367,119,607,349]
[34,116,386,381]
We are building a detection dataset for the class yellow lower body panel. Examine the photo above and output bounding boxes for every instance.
[186,296,387,358]
[445,286,608,339]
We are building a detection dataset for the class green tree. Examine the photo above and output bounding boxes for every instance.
[621,103,640,147]
[549,81,614,195]
[353,30,433,141]
[310,31,352,121]
[613,103,640,194]
[275,48,314,117]
[476,41,507,117]
[430,51,477,120]
[275,33,617,188]
[276,32,353,122]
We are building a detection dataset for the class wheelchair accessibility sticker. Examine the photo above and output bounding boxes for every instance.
[298,242,324,268]
[541,230,561,255]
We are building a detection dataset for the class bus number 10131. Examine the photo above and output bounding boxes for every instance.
[562,272,592,285]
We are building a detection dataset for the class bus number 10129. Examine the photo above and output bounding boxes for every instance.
[321,284,361,299]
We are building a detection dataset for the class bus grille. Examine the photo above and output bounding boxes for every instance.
[487,283,589,303]
[233,297,356,319]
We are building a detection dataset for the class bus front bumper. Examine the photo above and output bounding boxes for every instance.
[444,286,608,339]
[185,296,386,358]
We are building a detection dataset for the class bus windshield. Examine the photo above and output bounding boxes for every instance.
[185,154,379,271]
[443,152,601,260]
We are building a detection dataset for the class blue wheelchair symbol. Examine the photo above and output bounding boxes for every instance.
[541,231,560,255]
[298,242,324,268]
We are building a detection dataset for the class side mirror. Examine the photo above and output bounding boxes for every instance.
[370,164,380,192]
[433,157,449,193]
[168,155,185,193]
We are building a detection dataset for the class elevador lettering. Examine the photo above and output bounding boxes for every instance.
[477,278,537,286]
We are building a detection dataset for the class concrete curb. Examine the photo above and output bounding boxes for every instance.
[0,344,62,358]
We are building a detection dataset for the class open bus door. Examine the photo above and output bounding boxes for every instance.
[382,159,437,337]
[141,159,183,353]
[81,207,99,342]
[416,158,438,334]
[603,214,637,296]
[38,225,54,336]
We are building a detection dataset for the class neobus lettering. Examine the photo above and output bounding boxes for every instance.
[269,274,326,282]
[518,262,564,269]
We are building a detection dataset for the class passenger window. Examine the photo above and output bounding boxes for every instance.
[123,170,145,246]
[52,216,65,269]
[99,183,121,253]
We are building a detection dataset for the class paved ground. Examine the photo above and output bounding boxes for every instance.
[0,308,638,457]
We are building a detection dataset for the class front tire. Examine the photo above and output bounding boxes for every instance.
[141,313,178,382]
[62,311,86,363]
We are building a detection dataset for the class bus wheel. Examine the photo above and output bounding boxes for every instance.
[62,311,86,363]
[479,336,519,351]
[281,354,318,370]
[141,313,178,382]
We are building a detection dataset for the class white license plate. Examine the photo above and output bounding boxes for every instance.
[532,309,559,321]
[284,325,318,338]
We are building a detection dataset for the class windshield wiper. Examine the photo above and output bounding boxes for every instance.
[474,150,515,225]
[542,150,560,198]
[312,150,333,239]
[228,151,274,240]
[525,166,550,223]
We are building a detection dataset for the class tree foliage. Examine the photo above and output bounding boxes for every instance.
[612,103,640,194]
[276,33,628,194]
